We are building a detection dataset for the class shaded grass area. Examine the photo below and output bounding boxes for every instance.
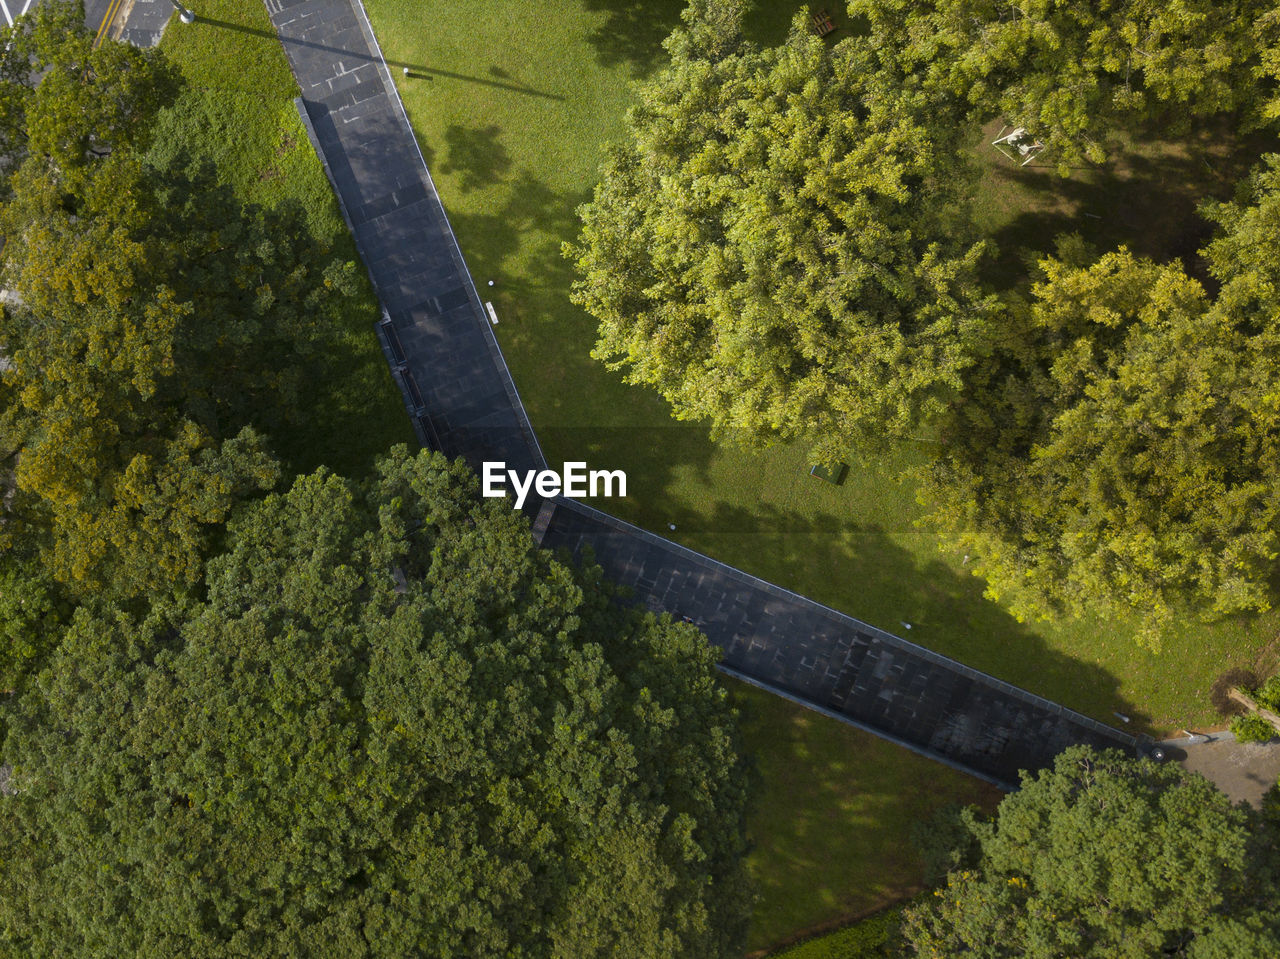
[150,0,413,479]
[730,680,1001,953]
[362,0,1280,736]
[971,117,1280,291]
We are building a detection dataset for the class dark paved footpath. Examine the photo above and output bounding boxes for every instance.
[266,0,545,480]
[266,0,1137,788]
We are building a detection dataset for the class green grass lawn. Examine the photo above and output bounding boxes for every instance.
[363,0,1280,733]
[729,680,1000,954]
[151,0,414,479]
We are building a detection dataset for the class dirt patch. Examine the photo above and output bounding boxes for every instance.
[1211,667,1259,716]
[1171,735,1280,807]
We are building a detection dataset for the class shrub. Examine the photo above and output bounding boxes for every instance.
[772,908,902,958]
[1254,675,1280,713]
[1231,713,1277,744]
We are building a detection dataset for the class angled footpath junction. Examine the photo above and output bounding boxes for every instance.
[265,0,1138,789]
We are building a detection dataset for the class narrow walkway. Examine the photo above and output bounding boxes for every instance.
[268,0,545,482]
[265,0,1137,788]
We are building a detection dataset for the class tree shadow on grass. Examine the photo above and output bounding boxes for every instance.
[729,675,1002,954]
[442,168,721,489]
[581,0,687,77]
[978,121,1279,291]
[662,497,1151,732]
[439,124,511,193]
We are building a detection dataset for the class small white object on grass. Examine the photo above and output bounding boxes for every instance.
[668,523,676,531]
[900,621,912,630]
[402,67,409,76]
[488,280,495,287]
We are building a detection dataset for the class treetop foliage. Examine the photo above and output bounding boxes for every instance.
[567,0,1280,635]
[0,8,360,602]
[570,0,996,450]
[0,0,179,194]
[924,153,1280,642]
[902,746,1280,957]
[0,448,752,958]
[850,0,1271,167]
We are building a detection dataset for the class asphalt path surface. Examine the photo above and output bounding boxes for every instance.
[0,0,37,27]
[6,0,151,45]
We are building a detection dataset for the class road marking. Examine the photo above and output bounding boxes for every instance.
[94,0,126,48]
[1,1,12,29]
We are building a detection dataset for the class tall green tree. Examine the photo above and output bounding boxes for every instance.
[926,243,1280,643]
[0,0,179,194]
[850,0,1267,167]
[902,746,1280,958]
[0,27,357,599]
[926,147,1280,642]
[1202,153,1280,330]
[0,447,752,958]
[568,0,993,449]
[0,155,308,598]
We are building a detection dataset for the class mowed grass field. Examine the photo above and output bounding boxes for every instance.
[153,0,415,479]
[729,680,1000,953]
[363,0,1280,733]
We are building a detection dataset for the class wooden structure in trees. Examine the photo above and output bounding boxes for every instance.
[1228,687,1280,736]
[810,8,836,37]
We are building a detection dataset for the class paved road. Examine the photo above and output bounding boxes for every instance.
[541,500,1134,786]
[6,0,121,38]
[265,0,1138,788]
[0,0,38,27]
[1165,732,1280,807]
[10,0,171,47]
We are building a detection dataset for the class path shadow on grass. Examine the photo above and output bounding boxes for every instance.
[439,124,511,192]
[582,0,687,77]
[665,497,1149,732]
[446,169,582,296]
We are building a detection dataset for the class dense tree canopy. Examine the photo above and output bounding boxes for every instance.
[850,0,1269,166]
[0,553,62,697]
[903,746,1280,958]
[0,10,363,601]
[0,158,297,598]
[569,0,994,449]
[925,153,1280,641]
[0,448,752,957]
[0,0,179,193]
